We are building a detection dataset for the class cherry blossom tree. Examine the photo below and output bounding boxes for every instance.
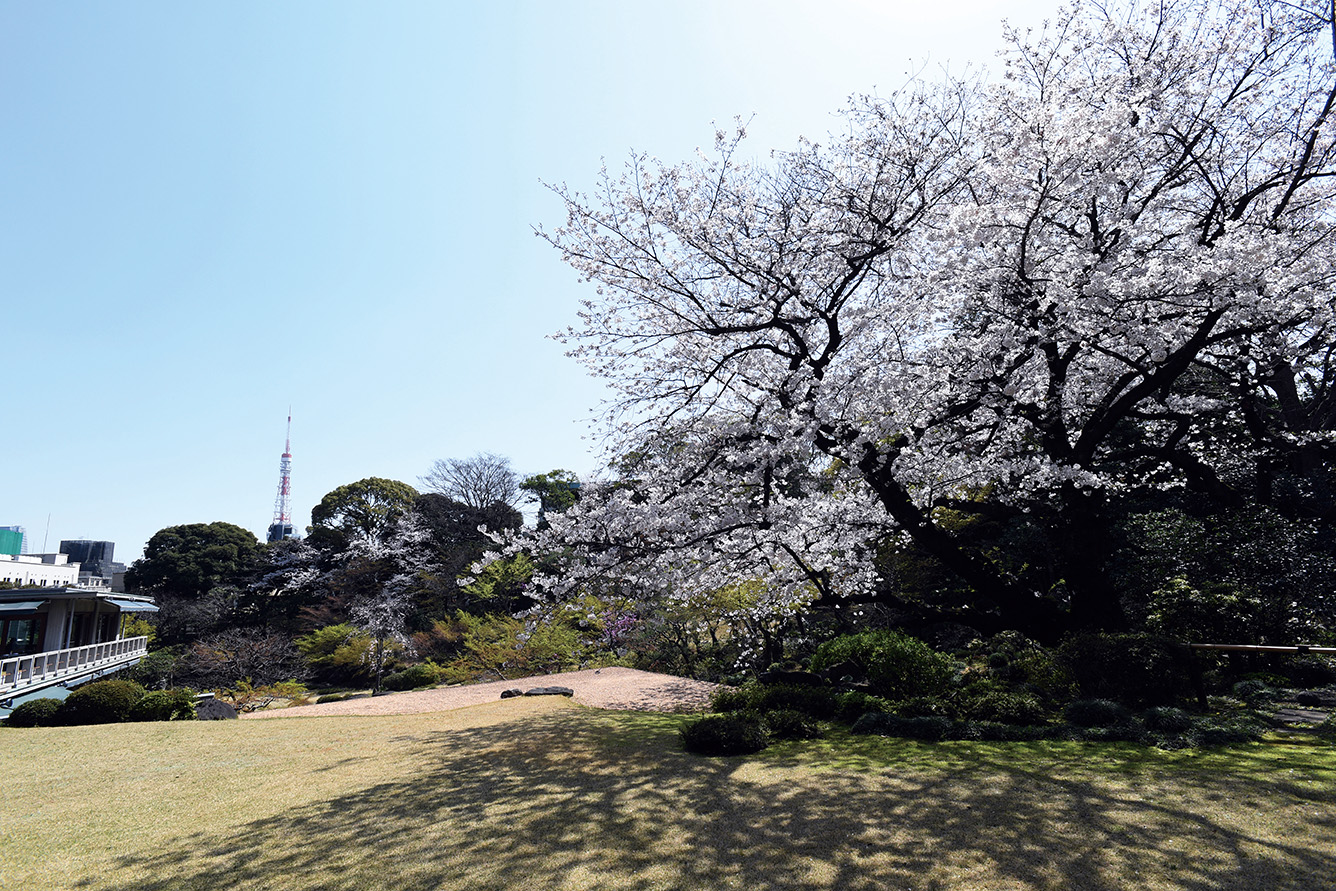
[345,516,433,692]
[524,0,1336,639]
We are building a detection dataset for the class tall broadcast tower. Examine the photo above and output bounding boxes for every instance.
[267,412,297,543]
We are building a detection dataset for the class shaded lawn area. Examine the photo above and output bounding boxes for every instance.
[2,698,1334,891]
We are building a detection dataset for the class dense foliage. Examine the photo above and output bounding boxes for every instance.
[127,689,198,722]
[680,713,771,756]
[55,679,147,725]
[4,698,63,728]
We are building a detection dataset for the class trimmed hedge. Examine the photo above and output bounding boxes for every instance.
[833,690,894,723]
[958,691,1048,726]
[711,682,838,719]
[1063,699,1132,728]
[5,698,63,728]
[128,689,198,722]
[382,663,441,692]
[764,708,824,741]
[851,712,955,741]
[681,713,770,755]
[55,679,147,725]
[811,630,952,700]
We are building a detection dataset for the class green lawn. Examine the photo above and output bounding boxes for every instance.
[2,698,1334,891]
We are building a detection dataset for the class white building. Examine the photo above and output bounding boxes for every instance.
[1,586,157,714]
[0,553,83,588]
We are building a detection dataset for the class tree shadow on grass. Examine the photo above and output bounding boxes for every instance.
[85,712,1336,891]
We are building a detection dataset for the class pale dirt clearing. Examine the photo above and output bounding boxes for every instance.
[241,666,720,719]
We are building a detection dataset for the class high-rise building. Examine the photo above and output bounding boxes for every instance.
[0,526,25,556]
[58,540,124,589]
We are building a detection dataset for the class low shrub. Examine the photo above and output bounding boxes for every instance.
[224,679,311,713]
[851,712,955,741]
[961,721,1055,742]
[128,689,197,722]
[681,713,770,756]
[55,679,147,725]
[811,630,952,700]
[119,651,178,689]
[958,691,1047,726]
[833,691,893,723]
[757,684,838,719]
[5,698,63,727]
[889,695,953,718]
[1075,723,1145,743]
[318,692,353,704]
[764,708,824,741]
[1273,655,1336,687]
[1192,713,1266,746]
[1063,699,1132,728]
[1231,679,1277,705]
[711,682,838,719]
[1142,706,1193,733]
[382,663,441,692]
[1058,632,1191,706]
[709,683,760,713]
[1312,716,1336,742]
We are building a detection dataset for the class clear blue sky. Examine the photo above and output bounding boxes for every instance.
[2,0,1048,562]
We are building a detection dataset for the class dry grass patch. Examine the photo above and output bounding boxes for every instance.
[1,701,1333,890]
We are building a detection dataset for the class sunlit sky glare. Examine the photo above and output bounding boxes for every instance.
[1,0,1053,562]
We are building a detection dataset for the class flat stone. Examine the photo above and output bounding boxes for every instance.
[1274,707,1329,725]
[499,688,525,699]
[523,686,574,697]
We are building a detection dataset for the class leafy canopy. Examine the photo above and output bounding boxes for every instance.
[126,522,262,599]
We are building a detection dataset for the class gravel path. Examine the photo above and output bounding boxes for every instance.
[242,667,719,719]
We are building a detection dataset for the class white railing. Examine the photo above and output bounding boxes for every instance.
[0,636,148,696]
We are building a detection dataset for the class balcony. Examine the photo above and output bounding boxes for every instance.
[1,636,149,702]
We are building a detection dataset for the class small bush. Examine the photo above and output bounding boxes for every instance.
[1311,716,1336,742]
[1274,655,1336,687]
[128,689,197,722]
[382,663,441,692]
[1058,632,1191,706]
[764,708,824,741]
[962,721,1055,742]
[681,713,770,755]
[1011,651,1080,705]
[756,684,838,719]
[851,712,955,741]
[224,679,311,712]
[811,630,952,700]
[711,682,838,719]
[1063,699,1132,728]
[833,691,893,723]
[959,691,1048,725]
[55,679,147,725]
[1076,723,1146,742]
[119,651,178,689]
[709,683,760,713]
[1142,706,1193,733]
[1231,679,1277,704]
[1193,713,1266,746]
[5,698,63,727]
[889,695,953,718]
[318,692,353,704]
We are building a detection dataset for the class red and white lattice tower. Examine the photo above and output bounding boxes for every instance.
[267,411,296,542]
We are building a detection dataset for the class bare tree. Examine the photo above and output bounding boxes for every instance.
[420,452,519,509]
